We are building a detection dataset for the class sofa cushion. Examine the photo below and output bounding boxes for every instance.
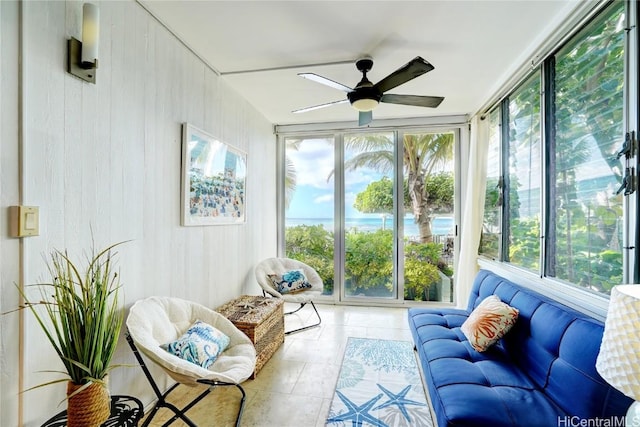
[435,385,565,427]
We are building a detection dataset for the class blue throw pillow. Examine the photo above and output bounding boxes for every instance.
[268,269,312,294]
[162,320,230,368]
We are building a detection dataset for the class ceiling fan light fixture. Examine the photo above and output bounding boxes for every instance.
[347,86,381,112]
[352,98,379,112]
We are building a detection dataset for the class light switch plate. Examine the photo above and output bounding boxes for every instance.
[9,206,40,237]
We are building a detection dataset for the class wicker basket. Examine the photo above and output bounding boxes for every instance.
[216,295,284,377]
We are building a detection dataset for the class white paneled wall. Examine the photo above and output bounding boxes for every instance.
[0,1,276,425]
[1,2,23,427]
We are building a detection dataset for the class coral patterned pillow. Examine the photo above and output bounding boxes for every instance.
[461,295,519,352]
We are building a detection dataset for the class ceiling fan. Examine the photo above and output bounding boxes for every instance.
[293,56,444,126]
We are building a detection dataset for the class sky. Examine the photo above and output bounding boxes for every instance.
[286,138,385,219]
[285,135,457,222]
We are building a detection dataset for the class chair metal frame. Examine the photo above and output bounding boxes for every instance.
[125,331,246,427]
[260,290,322,335]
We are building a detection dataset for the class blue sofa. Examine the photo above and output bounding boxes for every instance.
[407,269,632,427]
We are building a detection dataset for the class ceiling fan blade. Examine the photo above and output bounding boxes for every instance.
[298,73,353,93]
[380,94,444,108]
[358,110,373,126]
[374,57,435,93]
[292,99,348,114]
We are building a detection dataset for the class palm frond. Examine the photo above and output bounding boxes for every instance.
[285,157,297,208]
[345,134,394,151]
[345,151,394,174]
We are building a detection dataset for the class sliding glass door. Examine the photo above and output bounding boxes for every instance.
[282,136,336,297]
[343,132,398,301]
[401,131,455,303]
[282,129,457,304]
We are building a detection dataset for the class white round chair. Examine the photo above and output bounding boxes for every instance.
[254,257,323,334]
[126,296,256,427]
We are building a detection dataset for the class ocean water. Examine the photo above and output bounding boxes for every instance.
[286,216,454,237]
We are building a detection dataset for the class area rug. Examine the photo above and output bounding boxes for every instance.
[326,337,432,427]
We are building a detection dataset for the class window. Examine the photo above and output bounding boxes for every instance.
[402,131,455,302]
[480,0,632,296]
[548,1,626,293]
[343,132,397,299]
[506,73,542,270]
[480,108,502,258]
[283,136,335,296]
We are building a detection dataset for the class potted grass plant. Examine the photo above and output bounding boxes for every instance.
[19,242,125,427]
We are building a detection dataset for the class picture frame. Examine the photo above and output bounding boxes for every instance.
[181,123,247,226]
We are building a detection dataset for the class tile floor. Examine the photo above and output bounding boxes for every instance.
[140,302,423,427]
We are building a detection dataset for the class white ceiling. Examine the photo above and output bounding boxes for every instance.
[138,0,577,126]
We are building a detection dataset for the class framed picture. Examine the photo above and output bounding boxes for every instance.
[181,123,247,226]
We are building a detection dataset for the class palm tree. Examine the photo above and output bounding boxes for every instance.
[344,132,453,243]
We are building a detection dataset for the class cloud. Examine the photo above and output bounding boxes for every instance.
[346,169,383,189]
[287,140,334,188]
[314,193,334,204]
[287,138,390,191]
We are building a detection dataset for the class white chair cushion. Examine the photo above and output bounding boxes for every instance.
[255,258,324,303]
[126,296,256,386]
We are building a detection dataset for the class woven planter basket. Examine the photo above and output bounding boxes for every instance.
[66,378,110,427]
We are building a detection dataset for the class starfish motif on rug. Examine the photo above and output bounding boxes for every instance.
[326,391,388,427]
[374,384,426,423]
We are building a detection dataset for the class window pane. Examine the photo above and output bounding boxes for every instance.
[343,132,396,299]
[480,108,502,258]
[284,137,335,296]
[507,73,541,270]
[403,132,455,302]
[552,2,625,294]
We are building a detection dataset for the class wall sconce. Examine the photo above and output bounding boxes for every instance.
[67,3,99,84]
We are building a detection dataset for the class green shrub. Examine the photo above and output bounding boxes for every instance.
[285,224,450,301]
